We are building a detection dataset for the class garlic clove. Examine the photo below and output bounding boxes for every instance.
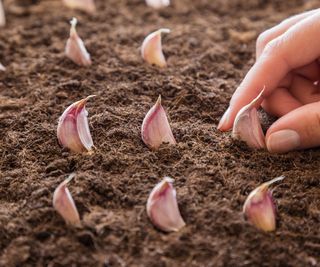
[0,63,5,71]
[62,0,96,13]
[243,176,285,232]
[141,28,170,68]
[57,95,95,153]
[0,0,5,27]
[232,89,265,149]
[65,17,92,67]
[145,0,170,9]
[147,177,186,232]
[53,173,81,226]
[141,95,176,149]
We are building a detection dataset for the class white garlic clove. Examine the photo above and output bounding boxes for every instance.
[65,17,92,67]
[0,0,5,27]
[53,173,81,226]
[141,95,176,150]
[232,89,265,149]
[57,95,95,153]
[0,63,5,71]
[141,28,170,68]
[62,0,96,13]
[243,176,285,232]
[147,177,186,232]
[145,0,170,9]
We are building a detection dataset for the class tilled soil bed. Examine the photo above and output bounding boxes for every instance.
[0,0,320,266]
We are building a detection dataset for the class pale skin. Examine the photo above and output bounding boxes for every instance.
[218,8,320,153]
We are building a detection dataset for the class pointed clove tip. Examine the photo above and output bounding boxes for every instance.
[264,175,285,188]
[64,173,76,184]
[69,17,78,37]
[156,95,162,106]
[164,176,174,184]
[159,28,171,34]
[86,94,97,100]
[243,175,284,232]
[76,95,95,109]
[251,86,266,107]
[70,17,77,25]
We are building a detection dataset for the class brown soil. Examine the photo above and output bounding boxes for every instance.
[0,0,320,266]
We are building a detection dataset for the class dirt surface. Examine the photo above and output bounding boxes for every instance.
[0,0,320,266]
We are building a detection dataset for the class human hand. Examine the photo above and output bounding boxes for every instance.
[218,8,320,153]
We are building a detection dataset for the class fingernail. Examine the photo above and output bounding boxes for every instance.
[267,129,300,153]
[217,107,230,130]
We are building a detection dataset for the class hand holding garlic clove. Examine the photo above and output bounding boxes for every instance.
[218,9,320,153]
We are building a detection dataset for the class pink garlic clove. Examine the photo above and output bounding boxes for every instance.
[141,95,176,150]
[53,173,81,226]
[65,17,92,67]
[0,63,5,71]
[0,0,5,27]
[147,177,186,232]
[141,28,170,68]
[62,0,96,13]
[145,0,170,9]
[243,176,285,232]
[232,89,265,149]
[57,95,95,153]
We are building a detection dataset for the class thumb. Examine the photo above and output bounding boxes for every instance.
[266,101,320,153]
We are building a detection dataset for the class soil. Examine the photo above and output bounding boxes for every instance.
[0,0,320,266]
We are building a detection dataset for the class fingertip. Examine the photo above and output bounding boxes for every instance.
[217,107,231,131]
[266,129,301,153]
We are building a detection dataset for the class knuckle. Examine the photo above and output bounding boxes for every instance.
[304,109,320,140]
[261,37,283,57]
[256,30,272,50]
[312,111,320,133]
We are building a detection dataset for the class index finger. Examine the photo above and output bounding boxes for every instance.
[218,11,320,131]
